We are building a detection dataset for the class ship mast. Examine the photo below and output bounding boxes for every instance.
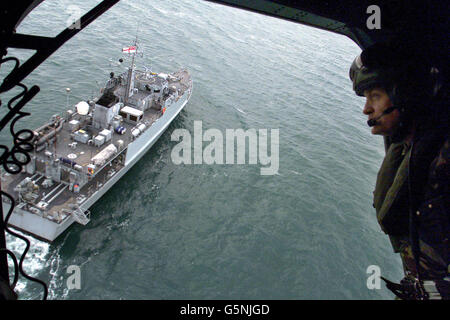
[123,32,139,106]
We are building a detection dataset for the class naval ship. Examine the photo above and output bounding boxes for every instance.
[1,44,192,242]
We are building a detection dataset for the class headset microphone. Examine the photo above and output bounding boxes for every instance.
[367,106,396,127]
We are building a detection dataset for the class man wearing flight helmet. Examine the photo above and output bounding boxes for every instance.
[349,42,449,299]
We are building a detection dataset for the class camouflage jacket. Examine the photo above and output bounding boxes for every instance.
[373,131,449,281]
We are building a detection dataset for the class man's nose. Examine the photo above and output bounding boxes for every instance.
[362,100,373,115]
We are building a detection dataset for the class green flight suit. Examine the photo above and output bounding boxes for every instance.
[373,138,449,281]
[373,142,417,275]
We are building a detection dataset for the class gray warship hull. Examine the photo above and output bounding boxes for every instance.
[2,64,192,242]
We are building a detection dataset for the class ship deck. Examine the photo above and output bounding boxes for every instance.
[51,107,161,167]
[1,68,192,226]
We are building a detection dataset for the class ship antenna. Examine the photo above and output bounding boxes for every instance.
[134,22,140,47]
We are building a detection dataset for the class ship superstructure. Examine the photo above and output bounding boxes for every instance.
[2,45,192,241]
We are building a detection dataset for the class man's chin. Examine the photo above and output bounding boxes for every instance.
[371,127,392,137]
[371,127,381,135]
